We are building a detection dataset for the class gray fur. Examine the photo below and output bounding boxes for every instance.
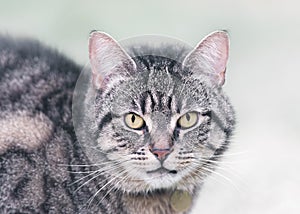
[0,32,235,213]
[0,111,53,152]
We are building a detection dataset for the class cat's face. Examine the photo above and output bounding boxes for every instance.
[85,31,235,193]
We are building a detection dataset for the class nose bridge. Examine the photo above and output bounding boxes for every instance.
[149,113,173,160]
[151,112,169,130]
[151,131,171,149]
[150,113,171,148]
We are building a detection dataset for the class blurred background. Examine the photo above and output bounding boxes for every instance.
[0,0,299,213]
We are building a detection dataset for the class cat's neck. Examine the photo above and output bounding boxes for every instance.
[121,189,195,214]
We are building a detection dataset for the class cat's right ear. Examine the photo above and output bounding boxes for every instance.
[89,31,137,90]
[182,31,229,87]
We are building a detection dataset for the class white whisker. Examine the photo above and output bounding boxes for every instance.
[86,167,129,209]
[96,166,135,207]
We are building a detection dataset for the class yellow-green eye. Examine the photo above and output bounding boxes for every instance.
[177,112,198,129]
[125,113,145,130]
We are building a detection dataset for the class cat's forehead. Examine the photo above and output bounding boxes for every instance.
[111,68,209,116]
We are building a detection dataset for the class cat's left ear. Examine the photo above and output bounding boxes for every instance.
[182,31,229,87]
[89,31,137,90]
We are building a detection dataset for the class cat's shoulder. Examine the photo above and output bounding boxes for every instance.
[0,35,80,154]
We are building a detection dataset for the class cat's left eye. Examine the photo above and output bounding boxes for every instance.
[177,112,198,129]
[124,113,145,130]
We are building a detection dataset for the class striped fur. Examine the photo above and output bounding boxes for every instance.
[0,31,235,214]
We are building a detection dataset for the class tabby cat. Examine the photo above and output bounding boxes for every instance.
[0,31,235,214]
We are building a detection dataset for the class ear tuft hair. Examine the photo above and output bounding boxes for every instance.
[88,31,136,90]
[182,31,230,87]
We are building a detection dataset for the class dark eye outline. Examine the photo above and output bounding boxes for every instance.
[176,111,199,130]
[124,112,146,130]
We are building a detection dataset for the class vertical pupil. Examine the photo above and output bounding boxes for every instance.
[186,113,190,121]
[131,115,136,123]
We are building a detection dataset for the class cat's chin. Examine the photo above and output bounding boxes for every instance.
[144,172,181,190]
[139,167,196,192]
[146,166,178,175]
[109,169,188,194]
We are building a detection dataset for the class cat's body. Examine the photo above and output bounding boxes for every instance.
[0,32,235,213]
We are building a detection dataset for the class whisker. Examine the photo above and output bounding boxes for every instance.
[67,170,100,174]
[76,166,133,213]
[186,164,222,186]
[196,156,242,165]
[200,165,241,193]
[211,150,250,158]
[69,160,129,190]
[58,160,114,168]
[190,157,249,193]
[69,169,101,187]
[96,166,135,207]
[71,166,127,190]
[196,159,247,185]
[86,167,129,209]
[188,163,236,192]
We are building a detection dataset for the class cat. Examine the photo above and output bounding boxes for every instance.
[0,30,235,214]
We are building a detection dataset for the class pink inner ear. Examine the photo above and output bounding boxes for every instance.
[89,33,112,89]
[88,31,136,90]
[200,32,229,85]
[183,31,229,87]
[89,32,119,77]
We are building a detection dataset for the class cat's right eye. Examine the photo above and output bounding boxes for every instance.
[177,112,198,129]
[124,113,145,130]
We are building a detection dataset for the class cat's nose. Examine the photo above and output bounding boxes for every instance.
[149,148,171,161]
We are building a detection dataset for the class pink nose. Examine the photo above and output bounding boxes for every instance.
[150,148,171,161]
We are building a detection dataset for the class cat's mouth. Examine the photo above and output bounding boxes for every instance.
[147,167,178,175]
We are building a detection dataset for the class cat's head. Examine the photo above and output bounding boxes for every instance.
[84,31,235,193]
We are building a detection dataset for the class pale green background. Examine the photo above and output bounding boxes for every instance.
[1,0,299,213]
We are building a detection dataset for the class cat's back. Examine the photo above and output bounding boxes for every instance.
[0,36,86,213]
[0,35,82,154]
[0,35,81,113]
